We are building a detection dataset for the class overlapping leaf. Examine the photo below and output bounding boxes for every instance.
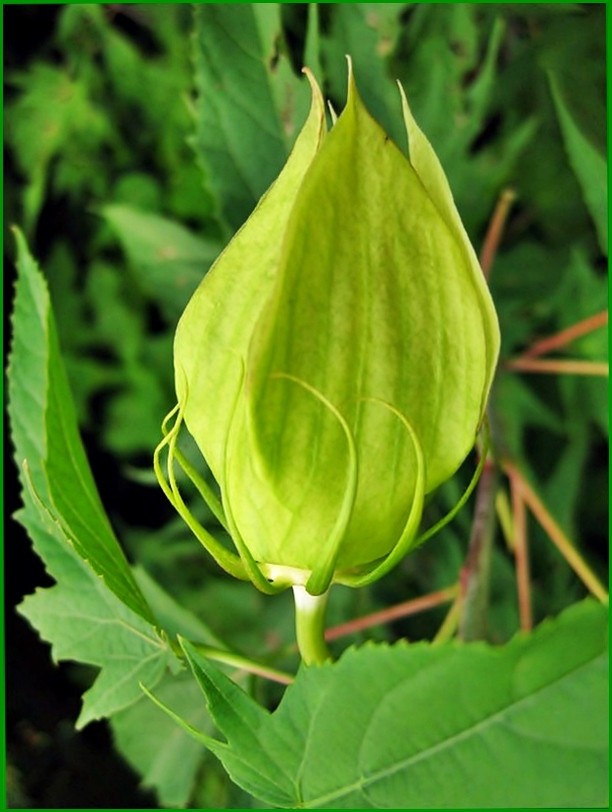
[174,599,608,808]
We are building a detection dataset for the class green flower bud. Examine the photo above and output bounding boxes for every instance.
[155,65,499,597]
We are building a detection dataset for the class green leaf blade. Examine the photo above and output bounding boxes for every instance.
[8,229,155,626]
[549,72,607,255]
[193,4,310,231]
[181,600,608,808]
[179,638,300,808]
[15,503,172,728]
[101,204,222,319]
[111,674,211,808]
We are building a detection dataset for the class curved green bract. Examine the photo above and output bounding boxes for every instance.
[412,419,490,552]
[158,401,229,532]
[269,375,359,597]
[170,447,228,533]
[221,365,285,596]
[153,402,247,582]
[334,400,425,589]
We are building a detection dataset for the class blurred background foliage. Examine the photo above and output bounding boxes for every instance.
[5,3,607,808]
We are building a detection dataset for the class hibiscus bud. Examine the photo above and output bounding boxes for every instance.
[156,64,499,598]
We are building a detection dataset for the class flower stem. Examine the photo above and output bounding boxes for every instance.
[293,585,332,665]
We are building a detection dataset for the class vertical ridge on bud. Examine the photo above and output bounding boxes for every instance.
[174,72,327,486]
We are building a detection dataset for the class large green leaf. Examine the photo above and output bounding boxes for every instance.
[8,229,155,625]
[7,230,180,725]
[192,4,310,231]
[174,599,607,808]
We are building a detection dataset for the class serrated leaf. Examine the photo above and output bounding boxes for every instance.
[101,204,221,319]
[179,600,608,808]
[16,502,173,728]
[133,566,226,648]
[192,3,310,230]
[8,228,155,625]
[7,231,183,726]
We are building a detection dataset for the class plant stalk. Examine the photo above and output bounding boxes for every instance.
[190,644,294,686]
[522,310,608,359]
[504,462,608,604]
[505,358,608,377]
[459,456,499,641]
[325,584,458,642]
[509,472,533,631]
[479,188,516,279]
[293,585,332,665]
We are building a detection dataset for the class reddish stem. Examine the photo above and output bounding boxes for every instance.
[522,311,608,359]
[458,456,498,640]
[504,463,608,603]
[509,469,532,631]
[324,585,458,642]
[505,358,608,377]
[479,189,517,280]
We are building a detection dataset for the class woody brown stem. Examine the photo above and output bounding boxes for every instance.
[458,456,498,641]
